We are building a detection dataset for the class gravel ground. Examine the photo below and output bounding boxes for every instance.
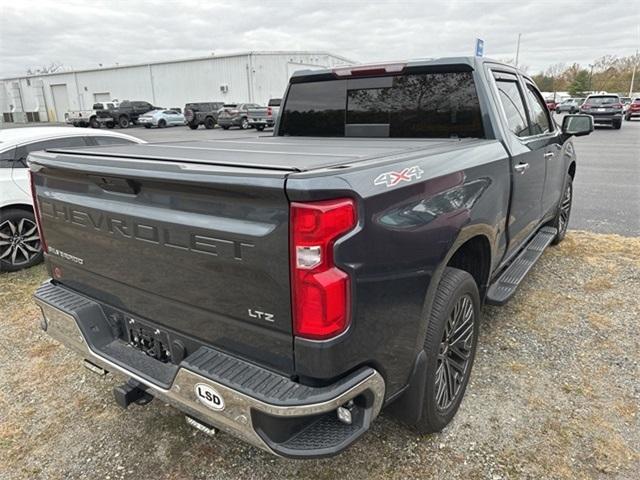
[1,231,638,480]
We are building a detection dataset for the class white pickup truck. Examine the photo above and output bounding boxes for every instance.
[65,101,118,128]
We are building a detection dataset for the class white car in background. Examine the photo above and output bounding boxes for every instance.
[0,127,144,272]
[138,109,186,128]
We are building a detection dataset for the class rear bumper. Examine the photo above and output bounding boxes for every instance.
[34,281,385,458]
[584,112,622,123]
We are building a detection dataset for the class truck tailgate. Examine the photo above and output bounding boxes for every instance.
[29,148,294,373]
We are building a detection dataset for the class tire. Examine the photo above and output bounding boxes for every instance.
[118,116,130,128]
[204,117,216,129]
[89,117,99,129]
[106,121,115,129]
[625,114,631,121]
[256,125,265,131]
[550,175,572,245]
[0,208,44,272]
[240,117,249,129]
[188,123,199,130]
[222,126,230,130]
[414,267,480,434]
[158,119,167,128]
[144,124,151,129]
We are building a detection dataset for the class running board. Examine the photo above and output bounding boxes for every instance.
[486,226,557,306]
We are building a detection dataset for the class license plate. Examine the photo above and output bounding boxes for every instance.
[597,108,606,112]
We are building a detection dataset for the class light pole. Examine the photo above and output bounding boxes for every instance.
[588,64,594,93]
[515,33,522,67]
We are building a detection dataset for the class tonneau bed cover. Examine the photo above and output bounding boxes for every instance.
[44,137,472,172]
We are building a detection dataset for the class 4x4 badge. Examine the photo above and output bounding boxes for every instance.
[374,166,424,188]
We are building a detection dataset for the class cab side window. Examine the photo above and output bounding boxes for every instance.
[525,84,552,135]
[494,74,530,138]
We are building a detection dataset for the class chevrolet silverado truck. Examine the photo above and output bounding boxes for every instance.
[29,57,593,459]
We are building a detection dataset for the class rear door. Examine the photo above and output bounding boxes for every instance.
[490,70,547,256]
[30,149,294,373]
[522,80,564,217]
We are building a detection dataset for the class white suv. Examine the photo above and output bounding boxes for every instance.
[0,127,144,272]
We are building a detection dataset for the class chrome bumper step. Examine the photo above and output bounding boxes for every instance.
[34,281,385,458]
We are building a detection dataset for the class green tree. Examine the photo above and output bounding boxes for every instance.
[568,70,590,97]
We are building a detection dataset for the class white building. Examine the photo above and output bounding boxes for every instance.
[0,51,355,124]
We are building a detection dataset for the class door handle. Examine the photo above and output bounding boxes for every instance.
[544,152,555,159]
[514,163,530,174]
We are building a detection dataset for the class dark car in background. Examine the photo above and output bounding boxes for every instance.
[96,100,158,128]
[217,103,262,129]
[555,98,585,114]
[625,97,640,121]
[580,94,623,129]
[184,102,225,130]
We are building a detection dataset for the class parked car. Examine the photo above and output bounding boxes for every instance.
[29,57,593,458]
[555,98,585,114]
[580,94,623,129]
[217,103,262,129]
[620,97,632,113]
[96,100,158,128]
[184,102,225,130]
[138,109,186,128]
[624,97,640,120]
[65,102,118,128]
[247,98,282,131]
[545,98,558,111]
[0,127,143,272]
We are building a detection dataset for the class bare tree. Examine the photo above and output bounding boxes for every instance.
[26,62,65,76]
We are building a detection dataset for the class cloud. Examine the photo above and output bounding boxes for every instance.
[0,0,638,78]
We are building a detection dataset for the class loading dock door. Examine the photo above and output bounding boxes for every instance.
[50,84,69,122]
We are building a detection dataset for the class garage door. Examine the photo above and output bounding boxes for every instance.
[50,84,69,122]
[94,92,111,103]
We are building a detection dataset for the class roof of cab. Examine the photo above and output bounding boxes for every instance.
[289,56,520,83]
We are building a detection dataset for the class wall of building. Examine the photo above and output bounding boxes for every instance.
[0,52,354,124]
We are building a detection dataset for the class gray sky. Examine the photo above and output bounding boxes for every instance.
[0,0,638,78]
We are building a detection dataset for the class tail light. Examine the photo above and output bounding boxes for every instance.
[28,170,48,253]
[333,62,406,77]
[290,198,357,340]
[267,106,273,117]
[612,103,623,109]
[581,104,591,109]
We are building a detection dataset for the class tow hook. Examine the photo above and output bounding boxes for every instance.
[113,379,153,409]
[337,400,355,425]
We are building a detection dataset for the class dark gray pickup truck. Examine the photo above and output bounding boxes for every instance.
[29,57,593,459]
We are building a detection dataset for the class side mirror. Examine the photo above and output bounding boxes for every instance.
[562,114,594,137]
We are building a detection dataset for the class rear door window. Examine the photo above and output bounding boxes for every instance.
[493,74,530,137]
[524,83,552,135]
[15,136,89,167]
[0,147,16,168]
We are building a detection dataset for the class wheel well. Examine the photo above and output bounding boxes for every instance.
[447,235,491,298]
[1,203,33,214]
[568,161,576,179]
